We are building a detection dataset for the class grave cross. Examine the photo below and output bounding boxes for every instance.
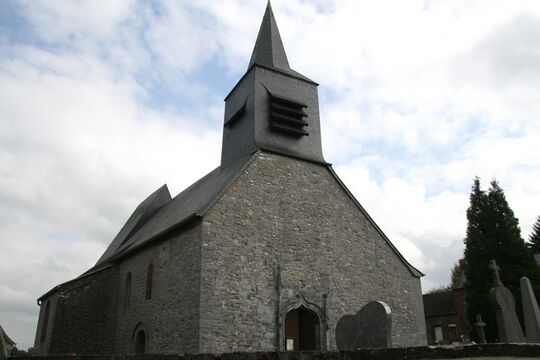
[489,259,503,287]
[474,314,487,343]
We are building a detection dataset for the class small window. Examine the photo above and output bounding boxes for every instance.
[145,263,153,300]
[40,300,51,343]
[125,272,132,308]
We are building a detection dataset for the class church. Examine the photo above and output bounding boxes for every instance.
[33,3,426,355]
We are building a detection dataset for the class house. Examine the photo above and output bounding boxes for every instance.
[423,260,469,344]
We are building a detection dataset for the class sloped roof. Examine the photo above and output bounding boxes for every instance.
[89,154,256,271]
[90,151,422,278]
[246,1,316,85]
[94,185,172,267]
[423,291,456,317]
[249,1,289,71]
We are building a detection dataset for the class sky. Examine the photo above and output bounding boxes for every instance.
[1,0,540,350]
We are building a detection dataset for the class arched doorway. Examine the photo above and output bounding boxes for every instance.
[284,306,320,351]
[135,329,146,354]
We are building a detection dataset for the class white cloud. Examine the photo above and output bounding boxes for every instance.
[2,0,540,349]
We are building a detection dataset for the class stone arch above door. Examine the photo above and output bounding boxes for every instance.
[280,293,327,351]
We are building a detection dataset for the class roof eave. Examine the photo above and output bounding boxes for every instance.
[327,165,424,278]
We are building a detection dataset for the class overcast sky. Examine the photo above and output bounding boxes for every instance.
[1,0,540,350]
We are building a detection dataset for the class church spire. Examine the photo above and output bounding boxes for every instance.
[248,1,290,70]
[220,1,326,167]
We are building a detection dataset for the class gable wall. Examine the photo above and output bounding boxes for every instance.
[114,219,202,354]
[200,152,426,353]
[32,266,118,355]
[32,293,58,355]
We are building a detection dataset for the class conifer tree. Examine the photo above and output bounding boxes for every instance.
[464,178,496,341]
[464,178,540,342]
[528,216,540,254]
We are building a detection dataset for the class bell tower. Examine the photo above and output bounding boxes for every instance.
[221,1,327,167]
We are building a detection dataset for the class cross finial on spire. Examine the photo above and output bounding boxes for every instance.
[248,0,290,70]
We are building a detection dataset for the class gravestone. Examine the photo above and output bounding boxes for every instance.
[335,301,392,349]
[474,314,487,344]
[488,260,525,342]
[520,276,540,342]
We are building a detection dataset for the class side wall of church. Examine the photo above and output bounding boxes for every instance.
[33,266,119,355]
[114,220,202,354]
[33,293,58,355]
[199,152,426,353]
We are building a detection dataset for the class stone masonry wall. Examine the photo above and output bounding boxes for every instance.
[199,152,426,353]
[33,266,119,355]
[33,293,58,355]
[114,220,202,354]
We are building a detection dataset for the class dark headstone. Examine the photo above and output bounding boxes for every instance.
[520,276,540,342]
[335,301,392,349]
[489,285,526,342]
[488,260,525,343]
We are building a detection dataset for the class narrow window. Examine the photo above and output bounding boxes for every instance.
[145,263,153,300]
[40,300,51,343]
[125,272,132,308]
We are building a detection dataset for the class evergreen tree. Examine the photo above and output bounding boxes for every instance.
[464,178,540,342]
[464,178,496,341]
[528,216,540,254]
[486,181,540,304]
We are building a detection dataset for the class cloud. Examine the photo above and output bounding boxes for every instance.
[2,0,540,350]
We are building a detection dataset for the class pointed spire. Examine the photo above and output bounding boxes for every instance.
[248,1,290,70]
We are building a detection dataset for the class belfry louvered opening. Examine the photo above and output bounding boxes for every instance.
[269,92,308,137]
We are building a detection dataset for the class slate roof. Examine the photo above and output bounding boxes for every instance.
[88,154,423,278]
[94,184,172,267]
[423,291,457,317]
[247,1,316,84]
[89,154,256,272]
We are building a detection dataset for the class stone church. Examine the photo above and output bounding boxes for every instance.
[33,3,426,355]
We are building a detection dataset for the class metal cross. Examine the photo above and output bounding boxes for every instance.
[489,259,503,287]
[475,314,487,343]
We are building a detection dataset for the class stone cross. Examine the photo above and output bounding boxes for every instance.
[489,259,503,287]
[474,314,487,343]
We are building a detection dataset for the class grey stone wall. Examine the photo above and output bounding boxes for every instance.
[33,294,58,355]
[33,266,118,355]
[114,220,202,354]
[199,152,426,353]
